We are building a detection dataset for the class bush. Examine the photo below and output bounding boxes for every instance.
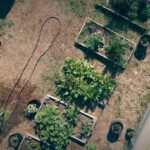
[55,59,116,108]
[63,106,80,126]
[105,37,129,67]
[83,33,105,52]
[112,124,122,132]
[34,105,73,150]
[24,104,38,119]
[111,0,150,21]
[80,122,93,138]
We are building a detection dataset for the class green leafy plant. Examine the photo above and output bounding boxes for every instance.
[141,36,149,44]
[105,37,129,67]
[31,142,39,149]
[63,106,80,126]
[25,104,38,118]
[111,0,150,21]
[112,124,122,132]
[85,145,96,150]
[34,105,73,150]
[83,33,105,52]
[0,111,4,133]
[80,122,93,139]
[55,59,116,108]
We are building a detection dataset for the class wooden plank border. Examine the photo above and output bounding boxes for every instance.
[75,17,137,69]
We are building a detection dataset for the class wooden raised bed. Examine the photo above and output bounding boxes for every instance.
[95,4,148,33]
[75,17,136,69]
[36,94,97,145]
[18,134,50,150]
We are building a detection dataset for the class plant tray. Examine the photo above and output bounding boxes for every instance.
[18,134,51,150]
[36,94,97,145]
[75,17,136,69]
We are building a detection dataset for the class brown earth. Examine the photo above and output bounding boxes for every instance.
[0,0,150,150]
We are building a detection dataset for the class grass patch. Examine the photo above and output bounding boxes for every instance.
[140,93,150,109]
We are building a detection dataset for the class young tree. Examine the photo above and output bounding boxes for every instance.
[34,105,73,150]
[55,59,115,108]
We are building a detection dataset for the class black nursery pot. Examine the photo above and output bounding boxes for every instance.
[110,121,123,135]
[140,35,150,48]
[125,128,134,140]
[28,99,41,109]
[8,133,23,149]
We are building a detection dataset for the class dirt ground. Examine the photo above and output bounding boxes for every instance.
[0,0,150,150]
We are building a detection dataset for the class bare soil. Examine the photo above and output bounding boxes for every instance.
[0,0,150,150]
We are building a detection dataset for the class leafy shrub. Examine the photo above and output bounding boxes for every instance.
[105,37,129,67]
[86,145,96,150]
[34,105,73,150]
[55,59,116,108]
[112,124,122,132]
[25,104,38,119]
[63,106,80,126]
[139,6,150,21]
[83,33,105,52]
[80,122,93,138]
[31,142,39,149]
[111,0,150,21]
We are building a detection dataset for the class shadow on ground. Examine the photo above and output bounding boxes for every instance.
[0,0,15,19]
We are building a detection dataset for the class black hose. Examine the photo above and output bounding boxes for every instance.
[2,16,61,129]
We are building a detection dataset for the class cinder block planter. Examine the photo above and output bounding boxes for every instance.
[36,94,97,145]
[75,17,136,69]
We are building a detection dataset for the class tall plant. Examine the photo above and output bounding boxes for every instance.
[34,105,73,150]
[55,59,116,108]
[105,37,129,67]
[83,33,105,52]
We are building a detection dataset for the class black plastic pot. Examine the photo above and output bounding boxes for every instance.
[125,128,134,141]
[8,133,23,149]
[110,121,123,135]
[25,99,41,120]
[28,99,41,109]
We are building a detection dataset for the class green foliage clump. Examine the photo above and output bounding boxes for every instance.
[85,145,96,150]
[55,59,116,108]
[0,19,14,37]
[83,33,105,52]
[80,122,93,138]
[25,104,38,118]
[30,142,39,149]
[63,106,80,126]
[113,124,122,132]
[34,105,73,150]
[140,93,150,109]
[110,0,150,21]
[105,37,129,67]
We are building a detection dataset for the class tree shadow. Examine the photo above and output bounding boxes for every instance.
[134,43,148,61]
[95,5,146,35]
[107,127,119,143]
[0,0,15,19]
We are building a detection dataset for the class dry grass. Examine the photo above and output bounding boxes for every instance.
[0,0,150,150]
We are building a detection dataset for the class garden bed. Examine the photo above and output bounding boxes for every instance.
[18,134,50,150]
[95,3,149,33]
[36,94,97,145]
[75,17,136,68]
